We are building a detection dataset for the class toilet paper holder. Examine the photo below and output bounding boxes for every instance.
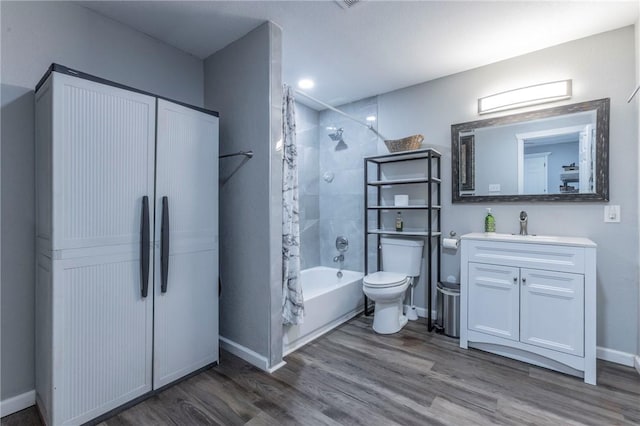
[442,231,460,250]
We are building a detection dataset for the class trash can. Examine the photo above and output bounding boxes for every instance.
[436,281,460,338]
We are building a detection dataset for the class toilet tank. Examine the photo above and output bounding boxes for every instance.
[381,237,424,277]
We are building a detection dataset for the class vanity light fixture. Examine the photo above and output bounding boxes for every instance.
[478,80,572,115]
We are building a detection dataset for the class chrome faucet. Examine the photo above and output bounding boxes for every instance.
[334,236,348,278]
[519,211,528,236]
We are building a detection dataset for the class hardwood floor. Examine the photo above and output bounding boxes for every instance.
[3,316,639,425]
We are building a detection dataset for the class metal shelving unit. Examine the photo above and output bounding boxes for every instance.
[363,148,442,331]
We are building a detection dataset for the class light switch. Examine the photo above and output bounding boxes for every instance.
[604,205,620,223]
[489,184,501,192]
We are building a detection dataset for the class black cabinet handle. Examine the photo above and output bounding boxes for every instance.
[140,196,150,298]
[161,196,170,293]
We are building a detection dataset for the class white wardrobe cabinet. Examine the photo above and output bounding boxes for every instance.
[35,64,219,425]
[460,233,596,385]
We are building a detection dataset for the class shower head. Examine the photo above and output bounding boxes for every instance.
[328,127,344,141]
[327,127,347,150]
[334,140,348,151]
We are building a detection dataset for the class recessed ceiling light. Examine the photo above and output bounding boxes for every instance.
[366,115,376,122]
[298,79,315,89]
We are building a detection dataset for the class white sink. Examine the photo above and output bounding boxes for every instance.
[460,232,596,247]
[507,234,561,242]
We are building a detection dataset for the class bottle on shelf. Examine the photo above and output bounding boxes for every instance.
[395,211,404,231]
[484,208,496,232]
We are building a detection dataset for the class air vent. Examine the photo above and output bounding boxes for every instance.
[335,0,361,9]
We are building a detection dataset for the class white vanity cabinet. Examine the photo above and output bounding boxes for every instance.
[460,233,596,384]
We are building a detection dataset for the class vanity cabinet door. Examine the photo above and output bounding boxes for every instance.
[468,263,520,341]
[520,268,584,356]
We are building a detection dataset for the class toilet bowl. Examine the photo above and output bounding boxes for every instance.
[363,237,424,334]
[363,271,410,334]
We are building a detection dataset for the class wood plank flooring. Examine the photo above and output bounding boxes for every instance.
[3,316,639,425]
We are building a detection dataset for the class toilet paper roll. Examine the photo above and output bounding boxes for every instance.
[442,238,459,250]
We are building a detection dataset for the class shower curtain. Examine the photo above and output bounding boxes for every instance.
[282,85,304,325]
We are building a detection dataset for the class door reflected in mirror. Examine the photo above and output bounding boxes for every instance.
[452,98,609,202]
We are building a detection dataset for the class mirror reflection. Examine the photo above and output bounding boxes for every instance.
[452,98,609,202]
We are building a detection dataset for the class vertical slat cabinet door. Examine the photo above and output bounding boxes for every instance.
[520,268,584,356]
[51,73,156,253]
[44,72,155,425]
[153,99,219,389]
[51,253,153,425]
[468,263,520,341]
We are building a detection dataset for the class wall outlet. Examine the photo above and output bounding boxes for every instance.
[488,184,501,192]
[604,205,620,223]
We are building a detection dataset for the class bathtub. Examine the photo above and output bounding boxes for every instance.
[283,266,364,355]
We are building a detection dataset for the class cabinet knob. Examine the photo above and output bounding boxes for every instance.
[513,277,517,284]
[522,277,527,285]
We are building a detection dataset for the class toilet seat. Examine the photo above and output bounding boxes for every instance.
[363,271,408,288]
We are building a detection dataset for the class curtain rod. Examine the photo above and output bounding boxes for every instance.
[294,89,387,140]
[219,150,254,159]
[627,85,639,103]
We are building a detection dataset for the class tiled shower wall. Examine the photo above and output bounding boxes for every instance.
[296,102,320,270]
[296,96,378,273]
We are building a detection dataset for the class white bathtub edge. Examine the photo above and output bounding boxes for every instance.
[283,305,364,357]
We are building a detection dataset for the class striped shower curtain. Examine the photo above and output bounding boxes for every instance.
[282,85,304,325]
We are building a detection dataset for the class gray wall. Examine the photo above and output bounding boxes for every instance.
[474,126,519,195]
[0,1,204,401]
[203,22,283,368]
[636,19,640,362]
[377,26,638,354]
[525,142,579,193]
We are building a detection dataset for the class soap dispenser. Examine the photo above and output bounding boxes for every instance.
[484,208,496,233]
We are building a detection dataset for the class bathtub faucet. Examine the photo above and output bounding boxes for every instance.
[333,254,344,263]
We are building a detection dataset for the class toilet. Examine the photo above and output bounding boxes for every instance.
[363,237,424,334]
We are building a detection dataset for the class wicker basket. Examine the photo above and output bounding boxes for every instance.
[384,134,424,153]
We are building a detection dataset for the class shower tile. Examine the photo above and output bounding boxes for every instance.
[325,169,364,196]
[315,96,378,274]
[320,195,362,221]
[300,220,320,269]
[299,146,319,195]
[301,194,320,220]
[295,102,319,136]
[319,219,363,271]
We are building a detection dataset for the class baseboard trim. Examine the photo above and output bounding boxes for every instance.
[219,336,285,373]
[410,306,636,369]
[596,346,635,366]
[0,390,35,418]
[267,361,287,373]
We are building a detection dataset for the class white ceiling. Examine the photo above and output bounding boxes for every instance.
[81,1,638,109]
